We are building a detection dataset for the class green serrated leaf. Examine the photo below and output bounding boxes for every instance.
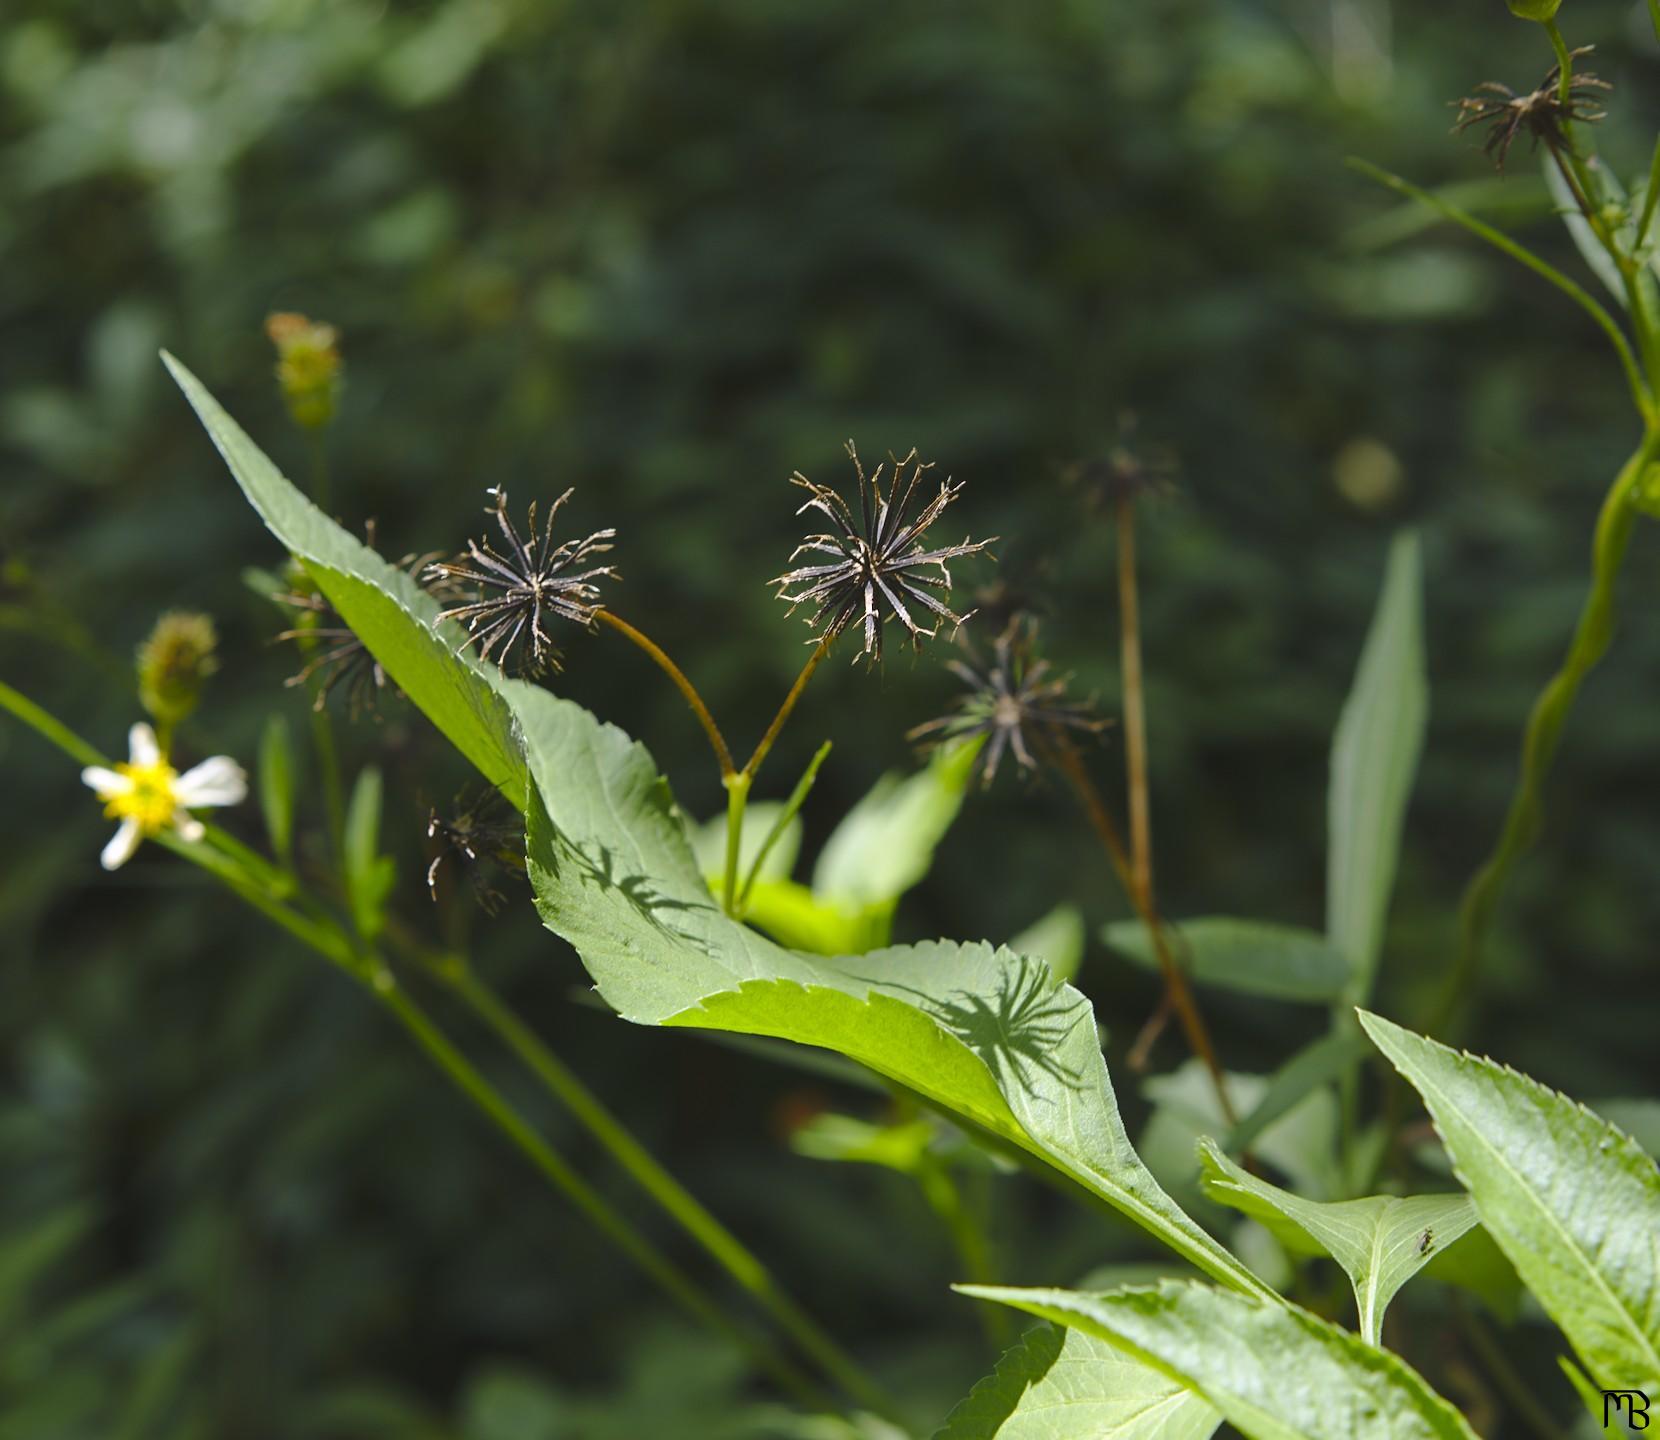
[933,1323,1220,1440]
[1010,905,1085,987]
[258,713,295,864]
[1359,1010,1660,1396]
[1104,918,1349,1004]
[514,689,1269,1298]
[812,739,980,911]
[1197,1139,1476,1343]
[1328,533,1426,1006]
[959,1281,1479,1440]
[163,353,526,803]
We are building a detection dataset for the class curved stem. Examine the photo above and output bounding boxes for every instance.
[1043,729,1236,1124]
[371,969,828,1409]
[744,638,830,780]
[1347,159,1655,425]
[441,965,906,1426]
[1543,19,1573,108]
[595,611,735,778]
[1440,427,1660,1035]
[1115,496,1155,933]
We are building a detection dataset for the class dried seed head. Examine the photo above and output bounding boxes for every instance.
[772,441,995,664]
[908,615,1109,787]
[137,611,220,727]
[425,487,618,677]
[1452,49,1609,172]
[1063,415,1178,511]
[266,312,342,430]
[426,789,525,916]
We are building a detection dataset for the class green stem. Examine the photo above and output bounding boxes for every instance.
[1543,20,1573,108]
[0,687,833,1413]
[596,611,734,779]
[743,638,830,780]
[1640,135,1660,253]
[738,740,831,913]
[1347,159,1656,424]
[1440,427,1660,1035]
[309,705,347,873]
[369,968,827,1409]
[443,966,905,1425]
[306,428,331,514]
[721,771,751,917]
[1454,1301,1571,1440]
[915,1158,1009,1351]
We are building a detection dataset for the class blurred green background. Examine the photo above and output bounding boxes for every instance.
[4,0,1660,1435]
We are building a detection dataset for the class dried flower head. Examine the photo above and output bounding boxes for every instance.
[1452,49,1609,172]
[426,488,617,677]
[274,586,389,717]
[137,611,220,727]
[427,790,525,916]
[773,442,994,663]
[266,312,342,430]
[1063,414,1178,511]
[908,615,1109,787]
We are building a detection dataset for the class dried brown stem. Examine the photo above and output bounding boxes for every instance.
[596,611,735,778]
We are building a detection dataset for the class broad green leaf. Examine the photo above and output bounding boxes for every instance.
[258,713,295,864]
[514,689,1269,1298]
[1328,533,1425,1006]
[1359,1011,1660,1396]
[733,877,891,955]
[163,353,526,802]
[690,801,802,890]
[934,1324,1219,1440]
[959,1281,1480,1440]
[1010,905,1085,987]
[174,360,1267,1300]
[1197,1139,1476,1343]
[1103,918,1349,1004]
[344,766,394,942]
[812,739,980,910]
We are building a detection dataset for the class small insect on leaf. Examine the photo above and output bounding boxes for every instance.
[1418,1227,1435,1256]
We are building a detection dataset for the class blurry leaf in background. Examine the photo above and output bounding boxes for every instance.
[1103,917,1350,1003]
[1008,904,1085,987]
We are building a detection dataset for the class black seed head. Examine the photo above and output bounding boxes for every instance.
[1063,415,1178,511]
[908,615,1109,787]
[426,789,525,916]
[426,487,618,677]
[1452,48,1609,172]
[772,441,995,664]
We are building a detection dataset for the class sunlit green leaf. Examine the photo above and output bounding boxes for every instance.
[934,1324,1219,1440]
[1359,1011,1660,1397]
[1198,1139,1476,1343]
[960,1281,1480,1440]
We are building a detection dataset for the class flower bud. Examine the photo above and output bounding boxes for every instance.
[137,611,219,727]
[1505,0,1561,20]
[265,312,342,431]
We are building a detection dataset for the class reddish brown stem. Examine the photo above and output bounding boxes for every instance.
[744,638,829,780]
[596,610,735,779]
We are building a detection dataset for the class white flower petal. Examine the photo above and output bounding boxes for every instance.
[128,723,160,766]
[101,818,143,870]
[81,766,131,798]
[173,813,206,843]
[174,756,247,808]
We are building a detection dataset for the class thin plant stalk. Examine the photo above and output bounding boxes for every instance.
[437,961,906,1425]
[1042,728,1236,1123]
[595,610,735,778]
[738,739,832,913]
[1116,495,1155,911]
[1440,425,1660,1033]
[0,688,838,1418]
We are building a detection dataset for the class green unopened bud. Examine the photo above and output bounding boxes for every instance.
[266,312,342,430]
[137,611,219,727]
[1505,0,1561,20]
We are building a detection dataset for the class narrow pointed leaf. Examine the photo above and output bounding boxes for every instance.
[960,1281,1480,1440]
[1198,1139,1476,1343]
[1359,1010,1660,1396]
[1328,532,1426,1005]
[934,1324,1219,1440]
[163,353,526,801]
[1104,918,1350,1004]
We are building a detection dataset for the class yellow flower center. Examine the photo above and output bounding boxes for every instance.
[106,759,180,833]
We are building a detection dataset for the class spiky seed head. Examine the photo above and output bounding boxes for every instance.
[772,441,995,664]
[425,487,618,677]
[1451,49,1609,172]
[137,611,220,727]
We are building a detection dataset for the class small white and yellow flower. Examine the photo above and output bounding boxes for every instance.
[81,723,247,870]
